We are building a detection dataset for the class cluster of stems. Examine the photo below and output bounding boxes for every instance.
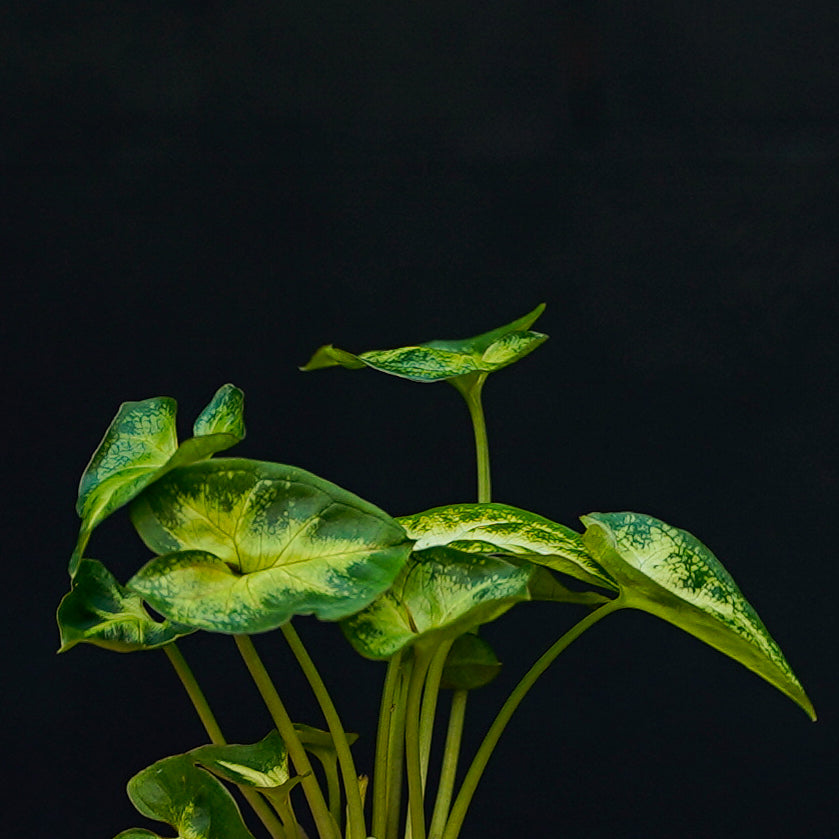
[159,373,616,839]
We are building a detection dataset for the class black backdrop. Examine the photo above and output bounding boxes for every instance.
[6,4,838,838]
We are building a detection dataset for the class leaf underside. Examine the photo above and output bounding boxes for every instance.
[70,384,245,577]
[57,558,194,652]
[581,512,815,720]
[300,303,548,383]
[128,458,413,633]
[341,546,533,659]
[441,632,503,690]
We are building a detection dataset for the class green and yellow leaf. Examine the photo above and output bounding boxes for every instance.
[301,304,548,383]
[189,731,289,789]
[398,503,618,592]
[341,546,532,659]
[70,384,245,577]
[128,458,413,633]
[57,558,194,653]
[581,512,815,719]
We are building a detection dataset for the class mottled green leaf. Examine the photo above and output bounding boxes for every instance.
[398,503,618,592]
[57,559,195,653]
[190,731,289,789]
[581,512,815,720]
[441,632,502,690]
[122,754,255,839]
[128,458,413,633]
[341,546,532,659]
[300,304,548,383]
[70,385,245,577]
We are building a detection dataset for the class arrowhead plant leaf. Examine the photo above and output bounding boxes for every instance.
[189,731,290,789]
[57,558,195,652]
[70,384,246,577]
[340,546,533,659]
[398,503,618,593]
[581,512,815,720]
[301,303,548,383]
[119,754,256,839]
[128,458,413,633]
[441,632,503,690]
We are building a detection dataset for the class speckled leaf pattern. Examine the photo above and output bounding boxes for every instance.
[340,546,533,659]
[398,503,618,592]
[301,303,548,382]
[119,754,255,839]
[128,458,413,633]
[441,632,502,690]
[57,558,194,653]
[70,385,245,577]
[190,731,289,789]
[581,512,815,719]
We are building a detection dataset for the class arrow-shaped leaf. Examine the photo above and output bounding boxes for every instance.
[189,731,289,789]
[301,304,548,383]
[341,546,533,659]
[581,511,815,719]
[70,384,245,577]
[128,458,413,633]
[398,503,618,592]
[118,754,256,839]
[57,558,195,653]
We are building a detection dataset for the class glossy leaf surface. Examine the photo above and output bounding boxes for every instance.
[57,558,194,652]
[129,458,412,632]
[341,546,532,659]
[581,512,815,719]
[122,754,255,839]
[441,632,502,690]
[70,385,245,576]
[301,304,548,383]
[398,503,618,592]
[190,731,289,789]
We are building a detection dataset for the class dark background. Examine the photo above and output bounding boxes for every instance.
[6,3,838,837]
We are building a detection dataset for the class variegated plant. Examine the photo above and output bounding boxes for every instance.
[57,306,813,839]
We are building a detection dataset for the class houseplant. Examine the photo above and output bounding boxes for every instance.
[57,304,814,839]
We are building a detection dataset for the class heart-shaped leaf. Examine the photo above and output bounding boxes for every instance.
[398,503,618,592]
[581,512,815,720]
[57,558,195,653]
[190,731,289,789]
[119,754,256,839]
[440,632,502,690]
[70,384,245,577]
[128,458,413,633]
[341,546,533,659]
[301,304,548,383]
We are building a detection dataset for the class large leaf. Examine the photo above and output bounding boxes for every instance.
[118,754,255,839]
[581,512,815,720]
[301,304,548,383]
[57,558,195,653]
[341,546,533,659]
[70,384,245,577]
[190,731,289,789]
[128,458,413,633]
[398,503,618,592]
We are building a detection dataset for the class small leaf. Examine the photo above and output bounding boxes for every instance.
[581,512,815,720]
[57,558,195,653]
[300,304,548,383]
[123,754,256,839]
[527,566,611,606]
[398,503,618,592]
[190,731,289,789]
[341,546,532,659]
[441,632,502,690]
[70,385,245,577]
[128,458,413,633]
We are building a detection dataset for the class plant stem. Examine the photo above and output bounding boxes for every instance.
[386,655,413,839]
[404,647,434,839]
[281,623,367,839]
[427,689,467,839]
[373,650,403,839]
[235,634,339,839]
[418,640,454,786]
[451,372,491,504]
[163,642,287,839]
[440,599,624,839]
